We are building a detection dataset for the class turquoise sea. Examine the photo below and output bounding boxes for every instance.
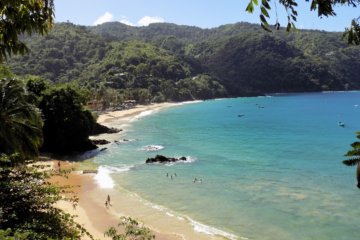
[93,92,360,240]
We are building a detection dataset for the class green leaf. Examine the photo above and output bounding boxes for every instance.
[261,6,270,18]
[286,22,291,32]
[246,2,254,13]
[262,0,271,10]
[260,14,268,25]
[310,0,317,11]
[261,23,272,32]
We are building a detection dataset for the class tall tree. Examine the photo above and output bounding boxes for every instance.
[0,78,43,161]
[0,0,55,62]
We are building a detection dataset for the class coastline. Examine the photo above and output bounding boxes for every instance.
[55,102,235,240]
[96,102,181,124]
[52,161,179,240]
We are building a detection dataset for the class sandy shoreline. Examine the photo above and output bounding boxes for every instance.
[53,161,178,240]
[55,102,232,240]
[96,102,179,124]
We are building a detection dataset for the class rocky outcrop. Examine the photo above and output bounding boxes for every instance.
[91,123,122,135]
[146,155,187,163]
[91,139,110,145]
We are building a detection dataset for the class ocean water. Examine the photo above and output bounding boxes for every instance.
[92,92,360,240]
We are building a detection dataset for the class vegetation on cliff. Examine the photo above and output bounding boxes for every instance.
[7,22,360,107]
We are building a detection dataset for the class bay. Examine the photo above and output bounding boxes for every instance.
[93,92,360,240]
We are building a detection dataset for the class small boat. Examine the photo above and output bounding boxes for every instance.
[338,121,345,127]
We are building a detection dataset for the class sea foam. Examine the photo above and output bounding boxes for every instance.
[94,166,115,189]
[162,156,197,166]
[141,199,240,240]
[132,110,155,121]
[140,145,165,151]
[94,165,133,189]
[188,217,241,240]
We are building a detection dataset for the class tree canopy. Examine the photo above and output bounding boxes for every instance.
[0,0,55,62]
[25,78,98,153]
[8,22,360,102]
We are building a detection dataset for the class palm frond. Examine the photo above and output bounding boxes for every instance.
[0,78,43,161]
[343,158,360,166]
[345,149,360,157]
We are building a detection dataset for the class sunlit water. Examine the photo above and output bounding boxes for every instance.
[92,92,360,240]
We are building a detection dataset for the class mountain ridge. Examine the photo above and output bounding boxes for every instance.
[7,21,360,103]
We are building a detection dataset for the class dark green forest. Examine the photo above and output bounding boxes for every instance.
[7,21,360,104]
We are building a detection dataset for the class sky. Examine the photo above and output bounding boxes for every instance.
[54,0,359,32]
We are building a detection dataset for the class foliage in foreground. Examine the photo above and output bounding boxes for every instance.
[343,132,360,188]
[0,154,92,239]
[105,217,155,240]
[0,78,43,161]
[0,0,54,62]
[246,0,360,45]
[343,132,360,167]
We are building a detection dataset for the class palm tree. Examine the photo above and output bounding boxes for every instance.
[343,132,360,188]
[0,78,43,162]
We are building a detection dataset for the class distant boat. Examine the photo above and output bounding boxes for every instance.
[338,121,345,127]
[238,114,245,117]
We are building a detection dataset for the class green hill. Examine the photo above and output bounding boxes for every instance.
[7,21,360,103]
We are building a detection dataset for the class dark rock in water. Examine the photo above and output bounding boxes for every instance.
[91,123,122,135]
[91,139,110,145]
[100,147,108,152]
[146,155,187,163]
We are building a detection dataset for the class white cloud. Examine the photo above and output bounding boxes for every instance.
[93,14,165,27]
[93,12,114,25]
[120,19,135,26]
[137,16,165,26]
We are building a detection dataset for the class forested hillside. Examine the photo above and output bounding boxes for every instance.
[7,22,360,104]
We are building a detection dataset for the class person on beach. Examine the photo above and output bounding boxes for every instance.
[166,173,169,177]
[58,161,61,169]
[193,178,197,183]
[105,200,108,208]
[107,195,111,206]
